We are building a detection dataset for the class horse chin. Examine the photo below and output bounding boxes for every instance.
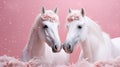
[65,50,73,54]
[63,47,73,54]
[52,45,62,53]
[52,48,61,53]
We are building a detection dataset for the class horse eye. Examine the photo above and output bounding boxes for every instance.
[77,25,82,29]
[43,25,48,29]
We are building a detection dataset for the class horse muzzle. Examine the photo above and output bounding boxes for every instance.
[63,43,73,54]
[52,44,62,53]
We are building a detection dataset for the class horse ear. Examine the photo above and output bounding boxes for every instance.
[41,6,45,14]
[81,8,85,17]
[54,7,58,13]
[69,8,72,13]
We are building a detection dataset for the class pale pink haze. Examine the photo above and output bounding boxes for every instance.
[0,0,120,63]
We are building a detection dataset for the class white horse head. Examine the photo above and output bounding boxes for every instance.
[63,8,88,53]
[35,7,61,52]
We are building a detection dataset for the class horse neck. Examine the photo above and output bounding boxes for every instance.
[26,25,46,56]
[80,34,104,62]
[80,37,94,62]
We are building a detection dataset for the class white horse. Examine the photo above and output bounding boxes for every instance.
[21,7,69,64]
[63,8,120,63]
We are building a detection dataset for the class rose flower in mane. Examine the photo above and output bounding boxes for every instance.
[41,14,57,22]
[67,15,81,22]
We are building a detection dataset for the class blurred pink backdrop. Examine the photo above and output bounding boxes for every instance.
[0,0,120,63]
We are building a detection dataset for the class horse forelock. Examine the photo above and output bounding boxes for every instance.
[40,10,59,23]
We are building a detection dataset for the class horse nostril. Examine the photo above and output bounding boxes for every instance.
[54,45,57,50]
[52,45,59,53]
[67,44,71,50]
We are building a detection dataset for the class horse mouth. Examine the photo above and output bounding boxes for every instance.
[52,48,60,53]
[65,50,73,54]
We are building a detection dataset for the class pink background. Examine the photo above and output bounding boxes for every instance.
[0,0,120,63]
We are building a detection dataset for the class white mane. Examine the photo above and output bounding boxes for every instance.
[84,16,106,44]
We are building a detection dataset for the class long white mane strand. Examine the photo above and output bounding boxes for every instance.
[84,16,106,44]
